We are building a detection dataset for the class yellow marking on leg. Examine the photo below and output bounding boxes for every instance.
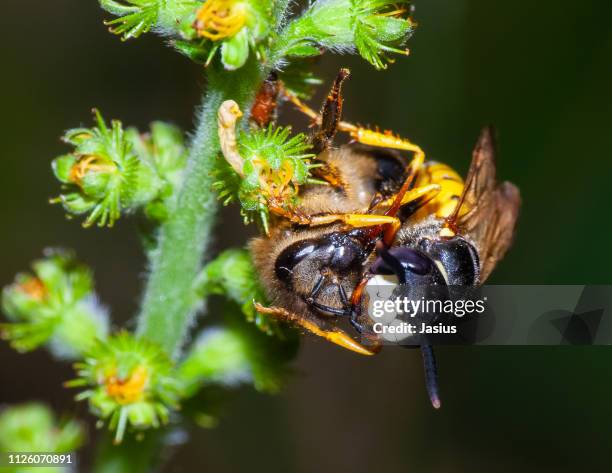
[254,302,376,356]
[309,213,400,228]
[341,126,424,156]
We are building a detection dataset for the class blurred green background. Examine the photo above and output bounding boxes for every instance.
[1,0,612,471]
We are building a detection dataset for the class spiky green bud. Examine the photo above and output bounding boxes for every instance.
[280,0,415,69]
[216,106,317,231]
[51,110,186,227]
[102,0,273,70]
[1,250,108,358]
[67,333,180,444]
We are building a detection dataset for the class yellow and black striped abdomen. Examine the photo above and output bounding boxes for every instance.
[413,162,466,219]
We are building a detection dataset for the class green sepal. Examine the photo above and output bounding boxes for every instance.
[221,29,250,71]
[52,154,77,183]
[79,167,114,199]
[55,192,97,215]
[173,39,214,64]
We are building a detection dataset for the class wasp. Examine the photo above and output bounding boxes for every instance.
[219,69,520,407]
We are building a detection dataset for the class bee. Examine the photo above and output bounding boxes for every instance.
[221,69,520,407]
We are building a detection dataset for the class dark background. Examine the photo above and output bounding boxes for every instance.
[2,0,612,471]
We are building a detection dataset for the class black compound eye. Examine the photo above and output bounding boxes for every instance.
[371,247,432,276]
[274,233,365,287]
[370,247,444,285]
[385,247,432,275]
[275,240,318,282]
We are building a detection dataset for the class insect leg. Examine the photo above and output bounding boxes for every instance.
[266,200,311,225]
[281,72,426,161]
[375,151,428,246]
[341,125,426,159]
[309,213,400,229]
[348,274,372,333]
[265,205,402,230]
[254,302,379,356]
[421,345,441,409]
[311,68,351,153]
[280,69,350,152]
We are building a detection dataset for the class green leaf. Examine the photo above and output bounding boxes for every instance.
[283,44,323,58]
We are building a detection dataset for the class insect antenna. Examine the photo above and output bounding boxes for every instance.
[421,345,441,409]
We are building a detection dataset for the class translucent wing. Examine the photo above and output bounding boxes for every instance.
[448,127,521,283]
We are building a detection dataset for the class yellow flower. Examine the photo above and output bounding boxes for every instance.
[104,365,150,405]
[194,0,248,41]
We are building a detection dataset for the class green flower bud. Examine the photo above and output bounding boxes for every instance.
[67,333,181,444]
[216,102,317,231]
[51,110,187,227]
[0,403,84,473]
[175,0,272,70]
[1,250,109,358]
[280,0,415,69]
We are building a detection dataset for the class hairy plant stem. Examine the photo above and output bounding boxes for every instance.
[137,57,266,357]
